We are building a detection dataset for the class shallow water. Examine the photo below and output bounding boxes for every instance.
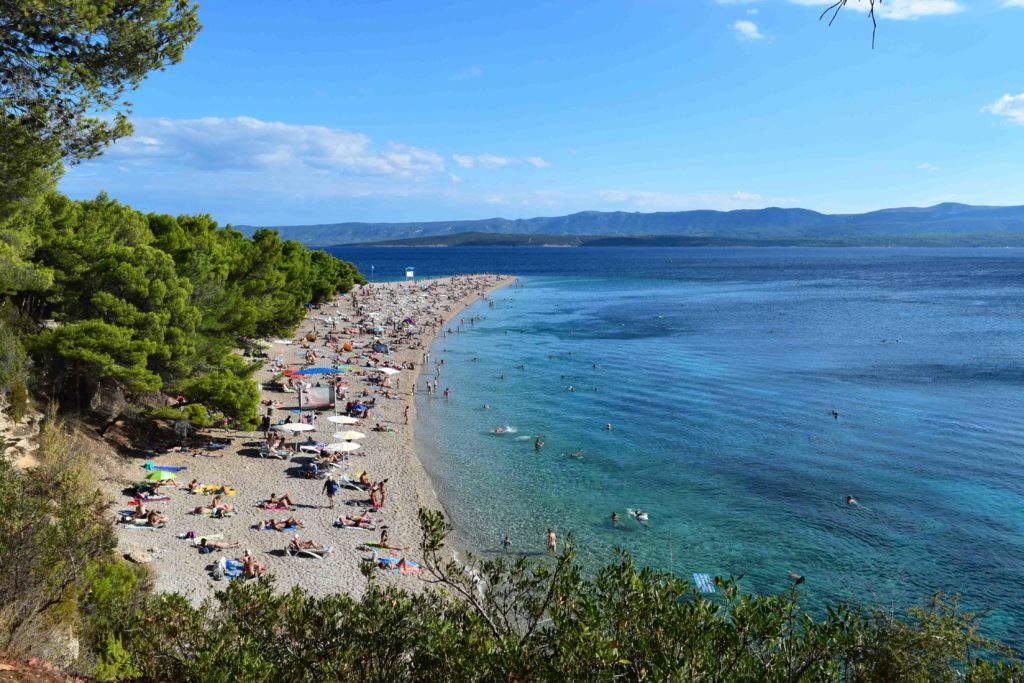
[331,246,1024,645]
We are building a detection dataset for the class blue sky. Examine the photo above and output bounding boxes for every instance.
[60,0,1024,225]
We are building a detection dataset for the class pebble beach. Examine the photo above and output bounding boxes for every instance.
[102,274,514,602]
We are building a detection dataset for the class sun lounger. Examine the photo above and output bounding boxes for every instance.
[258,443,289,459]
[286,543,333,559]
[340,475,369,491]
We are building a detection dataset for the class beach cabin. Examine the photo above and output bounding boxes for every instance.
[405,267,415,280]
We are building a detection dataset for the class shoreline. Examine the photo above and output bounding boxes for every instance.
[102,274,515,602]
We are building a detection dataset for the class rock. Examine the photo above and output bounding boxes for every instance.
[127,550,152,564]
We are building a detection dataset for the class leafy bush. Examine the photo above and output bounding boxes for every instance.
[93,509,1022,682]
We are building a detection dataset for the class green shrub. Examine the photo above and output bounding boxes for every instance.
[7,378,29,421]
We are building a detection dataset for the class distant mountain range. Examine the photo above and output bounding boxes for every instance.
[237,203,1024,247]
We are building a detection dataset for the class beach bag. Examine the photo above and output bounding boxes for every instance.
[199,545,212,554]
[211,563,224,580]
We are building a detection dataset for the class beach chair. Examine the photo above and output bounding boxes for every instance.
[340,474,369,491]
[258,442,289,459]
[286,541,333,559]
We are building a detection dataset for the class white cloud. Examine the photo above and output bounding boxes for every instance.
[106,116,445,177]
[452,153,511,168]
[452,153,549,169]
[787,0,963,20]
[917,162,940,171]
[747,8,760,14]
[450,65,483,80]
[1003,0,1024,6]
[983,93,1024,125]
[732,19,765,40]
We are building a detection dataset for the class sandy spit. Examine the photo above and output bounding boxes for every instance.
[102,274,515,603]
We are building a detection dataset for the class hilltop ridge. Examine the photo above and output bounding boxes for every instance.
[238,202,1024,246]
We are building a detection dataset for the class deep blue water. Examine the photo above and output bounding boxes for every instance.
[329,246,1024,645]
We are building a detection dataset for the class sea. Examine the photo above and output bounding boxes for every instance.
[328,246,1024,646]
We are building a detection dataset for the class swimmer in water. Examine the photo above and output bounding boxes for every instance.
[534,437,544,450]
[483,403,490,410]
[501,535,511,551]
[606,423,612,431]
[846,495,859,506]
[611,511,620,527]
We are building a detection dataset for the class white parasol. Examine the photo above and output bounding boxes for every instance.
[323,442,361,453]
[271,423,315,432]
[334,431,366,441]
[326,415,360,425]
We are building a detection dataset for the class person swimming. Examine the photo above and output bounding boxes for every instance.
[846,495,859,506]
[534,436,544,450]
[611,511,620,527]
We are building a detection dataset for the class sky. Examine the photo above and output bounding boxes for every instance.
[59,0,1024,226]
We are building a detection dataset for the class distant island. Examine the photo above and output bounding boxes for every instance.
[238,202,1024,247]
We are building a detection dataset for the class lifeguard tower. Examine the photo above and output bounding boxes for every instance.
[405,267,415,280]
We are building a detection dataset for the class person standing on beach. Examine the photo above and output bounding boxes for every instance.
[404,405,410,425]
[547,528,557,554]
[322,476,340,510]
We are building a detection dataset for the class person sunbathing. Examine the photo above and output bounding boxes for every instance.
[268,493,294,508]
[358,471,372,487]
[241,551,265,578]
[198,538,241,551]
[336,514,375,529]
[257,516,304,531]
[379,527,402,550]
[211,495,234,513]
[132,502,148,519]
[146,510,167,526]
[187,478,201,493]
[290,537,324,551]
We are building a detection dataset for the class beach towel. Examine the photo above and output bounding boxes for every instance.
[192,510,236,518]
[119,520,165,530]
[143,461,188,472]
[195,485,236,496]
[128,496,170,504]
[376,557,419,573]
[258,503,295,511]
[258,525,298,532]
[693,573,716,594]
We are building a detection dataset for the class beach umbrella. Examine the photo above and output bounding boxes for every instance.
[323,442,361,453]
[375,367,400,376]
[272,423,315,433]
[335,430,366,441]
[327,415,360,425]
[146,470,176,482]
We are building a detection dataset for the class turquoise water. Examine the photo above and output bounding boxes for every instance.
[362,248,1024,647]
